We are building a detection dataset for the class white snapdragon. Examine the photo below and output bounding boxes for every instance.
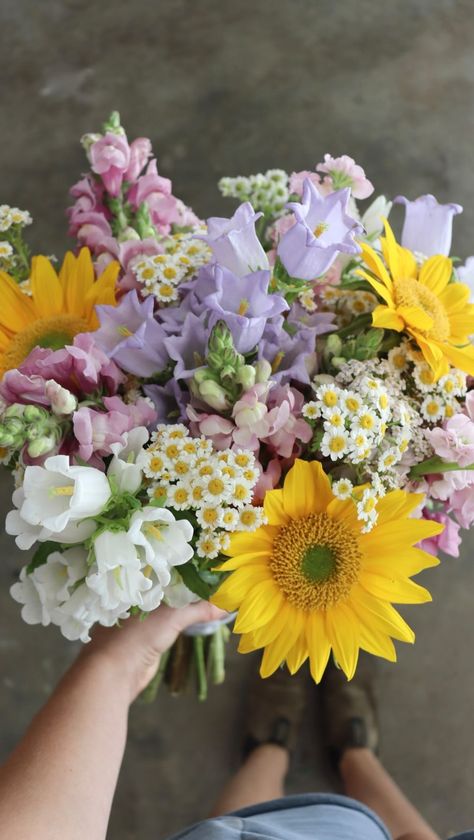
[108,426,149,493]
[19,455,112,535]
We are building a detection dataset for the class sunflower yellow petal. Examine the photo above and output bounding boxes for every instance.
[351,585,415,644]
[371,305,404,331]
[61,249,94,315]
[358,620,397,662]
[264,489,289,526]
[306,611,331,683]
[259,612,303,678]
[358,240,393,292]
[234,581,283,634]
[216,550,271,571]
[441,341,474,377]
[360,571,432,604]
[363,547,440,578]
[30,256,64,317]
[0,270,36,331]
[357,271,395,307]
[251,604,293,648]
[326,604,360,680]
[397,305,434,332]
[375,489,425,525]
[359,518,444,556]
[381,219,402,280]
[213,564,271,602]
[283,459,333,518]
[418,254,452,295]
[286,633,309,674]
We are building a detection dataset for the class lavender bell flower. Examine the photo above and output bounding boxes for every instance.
[144,380,188,423]
[164,312,210,380]
[93,290,169,377]
[199,202,269,276]
[203,266,289,354]
[277,180,363,280]
[394,194,462,256]
[258,318,319,385]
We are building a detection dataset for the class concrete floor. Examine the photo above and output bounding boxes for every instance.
[1,0,474,836]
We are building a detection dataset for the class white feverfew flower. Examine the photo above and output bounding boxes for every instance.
[302,401,320,420]
[19,455,112,535]
[196,504,222,530]
[378,447,401,472]
[438,370,466,399]
[201,471,233,505]
[220,508,240,531]
[421,395,444,423]
[332,478,354,500]
[357,488,379,523]
[0,241,13,258]
[197,531,221,559]
[413,362,437,393]
[320,430,350,461]
[323,407,347,431]
[351,410,380,437]
[168,482,193,510]
[229,480,254,507]
[237,505,265,531]
[298,287,317,313]
[316,383,341,411]
[387,345,408,373]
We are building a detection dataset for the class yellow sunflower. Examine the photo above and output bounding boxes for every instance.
[212,459,443,682]
[357,219,474,379]
[0,248,119,375]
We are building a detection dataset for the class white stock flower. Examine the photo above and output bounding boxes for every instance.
[87,530,152,611]
[108,426,149,493]
[20,455,112,535]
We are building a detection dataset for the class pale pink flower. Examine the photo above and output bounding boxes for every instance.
[125,138,152,182]
[316,154,374,199]
[261,385,312,458]
[450,486,474,529]
[186,406,234,450]
[427,397,474,468]
[253,458,282,503]
[289,170,322,196]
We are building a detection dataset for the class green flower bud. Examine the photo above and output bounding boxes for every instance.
[254,359,272,383]
[199,380,231,412]
[235,365,256,389]
[5,417,25,436]
[102,111,125,135]
[23,405,46,423]
[117,226,141,243]
[331,356,348,370]
[27,436,57,458]
[325,333,343,357]
[0,430,15,447]
[3,404,26,419]
[193,368,217,385]
[313,374,336,387]
[135,203,156,239]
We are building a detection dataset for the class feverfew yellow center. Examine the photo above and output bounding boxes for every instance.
[270,512,362,610]
[393,278,450,340]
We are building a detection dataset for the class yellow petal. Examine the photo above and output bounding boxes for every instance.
[371,305,404,332]
[441,341,474,377]
[363,547,440,578]
[238,632,258,654]
[357,270,395,307]
[61,249,94,315]
[397,305,433,332]
[83,257,119,323]
[264,489,289,526]
[325,604,360,680]
[216,550,271,571]
[282,459,333,518]
[259,612,303,678]
[306,611,331,683]
[213,564,271,602]
[375,489,425,525]
[397,245,418,280]
[359,571,432,604]
[448,312,474,341]
[225,527,275,557]
[30,256,64,317]
[359,518,443,558]
[0,270,35,332]
[234,580,283,634]
[357,620,397,662]
[418,255,452,295]
[351,585,415,643]
[326,497,359,529]
[251,603,293,647]
[380,219,402,280]
[358,240,393,292]
[286,633,309,674]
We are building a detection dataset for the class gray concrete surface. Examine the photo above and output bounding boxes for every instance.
[1,0,474,837]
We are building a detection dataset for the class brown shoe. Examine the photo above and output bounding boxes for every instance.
[320,654,379,767]
[243,665,308,757]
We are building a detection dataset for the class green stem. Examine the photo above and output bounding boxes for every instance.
[139,648,171,704]
[335,313,372,338]
[209,627,225,685]
[193,636,208,702]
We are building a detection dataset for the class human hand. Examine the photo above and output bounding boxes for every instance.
[80,602,228,703]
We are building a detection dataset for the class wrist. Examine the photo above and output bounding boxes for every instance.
[75,646,138,707]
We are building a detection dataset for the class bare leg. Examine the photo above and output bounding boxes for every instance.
[210,744,288,817]
[340,748,440,840]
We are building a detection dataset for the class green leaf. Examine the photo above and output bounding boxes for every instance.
[26,541,59,575]
[177,561,214,600]
[409,456,474,478]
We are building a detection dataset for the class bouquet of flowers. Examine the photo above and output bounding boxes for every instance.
[2,111,474,698]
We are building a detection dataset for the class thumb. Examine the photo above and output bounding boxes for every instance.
[176,601,229,632]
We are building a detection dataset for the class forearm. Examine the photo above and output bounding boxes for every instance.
[0,651,130,840]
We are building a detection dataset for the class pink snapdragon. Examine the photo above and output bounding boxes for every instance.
[73,396,156,461]
[289,170,323,197]
[419,509,461,558]
[449,487,474,529]
[89,132,131,197]
[125,138,152,182]
[261,385,312,458]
